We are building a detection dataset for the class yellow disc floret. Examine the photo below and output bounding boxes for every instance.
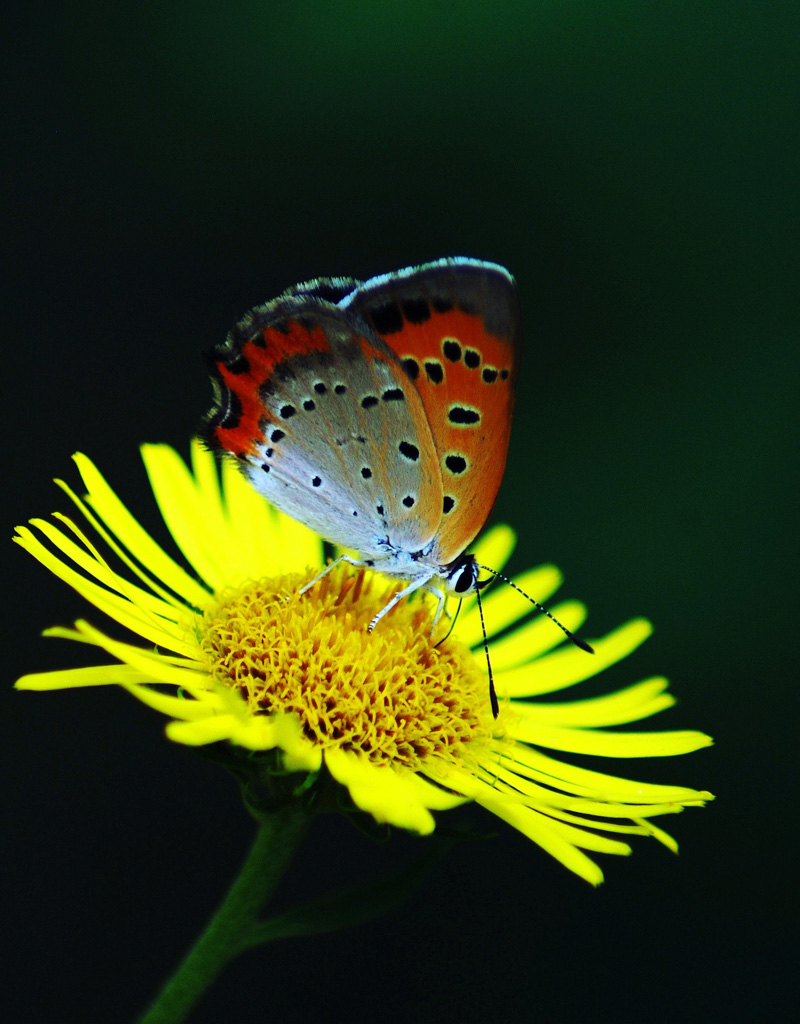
[198,565,495,771]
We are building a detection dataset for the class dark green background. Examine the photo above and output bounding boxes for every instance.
[3,3,796,1021]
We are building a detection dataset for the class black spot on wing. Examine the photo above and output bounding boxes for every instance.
[398,441,420,461]
[401,297,431,324]
[265,319,291,337]
[464,349,481,369]
[382,388,404,402]
[448,406,480,425]
[361,395,379,408]
[443,339,461,362]
[369,301,404,335]
[424,361,444,384]
[401,357,420,380]
[224,352,250,375]
[445,454,467,474]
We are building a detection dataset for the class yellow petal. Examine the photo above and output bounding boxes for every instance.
[447,768,607,884]
[26,516,182,620]
[190,438,225,515]
[53,480,199,610]
[74,453,213,608]
[538,805,682,837]
[409,771,470,810]
[14,527,196,656]
[496,744,714,804]
[15,664,151,690]
[142,444,233,591]
[509,677,675,727]
[479,601,587,671]
[166,716,241,745]
[507,719,714,758]
[496,618,653,696]
[325,749,436,834]
[269,714,324,772]
[69,620,210,692]
[478,760,694,820]
[119,682,218,720]
[220,458,322,575]
[632,817,680,853]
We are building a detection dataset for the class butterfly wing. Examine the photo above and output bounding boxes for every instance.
[204,296,443,561]
[342,258,521,565]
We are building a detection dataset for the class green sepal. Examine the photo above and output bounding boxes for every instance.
[193,741,322,818]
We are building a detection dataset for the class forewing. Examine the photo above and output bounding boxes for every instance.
[204,296,442,559]
[343,258,521,564]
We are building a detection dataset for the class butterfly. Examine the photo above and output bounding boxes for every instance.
[204,257,523,713]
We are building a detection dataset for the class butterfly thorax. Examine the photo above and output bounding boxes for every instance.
[367,543,479,594]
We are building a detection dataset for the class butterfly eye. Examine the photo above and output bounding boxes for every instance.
[446,556,477,594]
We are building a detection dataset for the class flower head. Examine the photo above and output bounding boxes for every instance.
[15,441,713,884]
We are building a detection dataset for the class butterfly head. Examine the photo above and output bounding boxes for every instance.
[443,552,480,595]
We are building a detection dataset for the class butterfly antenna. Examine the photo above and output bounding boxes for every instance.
[433,593,498,717]
[475,564,595,655]
[474,582,500,718]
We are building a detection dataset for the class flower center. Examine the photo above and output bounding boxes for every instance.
[198,565,493,769]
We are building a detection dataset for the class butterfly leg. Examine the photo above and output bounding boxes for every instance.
[298,554,365,596]
[426,585,447,636]
[368,574,434,633]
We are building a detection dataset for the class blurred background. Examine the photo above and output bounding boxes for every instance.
[3,2,796,1021]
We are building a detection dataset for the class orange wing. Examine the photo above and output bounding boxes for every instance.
[344,259,521,563]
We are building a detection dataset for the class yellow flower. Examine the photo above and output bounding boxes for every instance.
[14,441,713,885]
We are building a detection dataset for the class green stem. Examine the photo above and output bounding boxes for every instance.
[136,805,310,1024]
